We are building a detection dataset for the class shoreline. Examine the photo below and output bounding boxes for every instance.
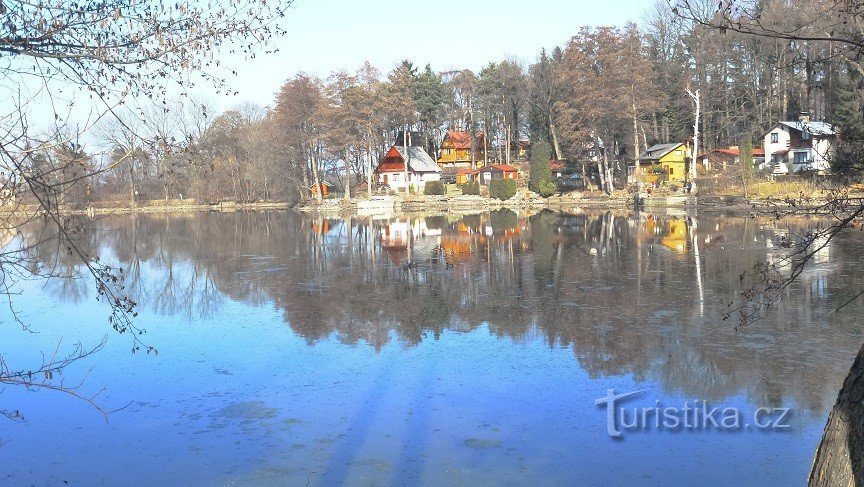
[0,193,847,219]
[296,192,833,217]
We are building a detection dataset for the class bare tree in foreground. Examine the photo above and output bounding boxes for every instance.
[671,1,864,484]
[0,0,292,422]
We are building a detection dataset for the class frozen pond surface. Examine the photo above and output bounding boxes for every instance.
[1,210,862,486]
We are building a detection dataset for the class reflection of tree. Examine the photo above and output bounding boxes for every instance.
[21,210,863,417]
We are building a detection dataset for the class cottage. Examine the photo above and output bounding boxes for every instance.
[762,114,836,174]
[437,131,486,169]
[455,168,478,185]
[310,181,332,197]
[515,140,531,160]
[638,143,688,183]
[375,145,441,192]
[550,160,567,179]
[698,146,766,171]
[477,164,518,185]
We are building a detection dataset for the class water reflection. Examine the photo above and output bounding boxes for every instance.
[20,210,863,414]
[6,209,864,485]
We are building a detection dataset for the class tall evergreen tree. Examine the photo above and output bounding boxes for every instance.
[529,140,553,194]
[833,68,864,174]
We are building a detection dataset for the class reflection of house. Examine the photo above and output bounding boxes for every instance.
[477,164,518,185]
[380,218,442,265]
[375,146,441,192]
[638,143,688,183]
[698,146,765,171]
[437,131,486,169]
[312,219,332,235]
[659,218,688,253]
[762,114,836,174]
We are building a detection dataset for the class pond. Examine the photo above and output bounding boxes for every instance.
[1,209,862,486]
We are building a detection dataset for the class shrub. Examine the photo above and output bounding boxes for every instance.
[460,180,480,195]
[489,179,518,200]
[538,181,556,198]
[423,180,446,195]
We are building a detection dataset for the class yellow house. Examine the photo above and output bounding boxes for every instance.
[437,131,486,169]
[638,143,688,183]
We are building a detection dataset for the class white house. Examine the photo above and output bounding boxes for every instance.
[374,145,441,192]
[762,115,836,175]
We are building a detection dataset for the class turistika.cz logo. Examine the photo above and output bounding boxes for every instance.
[595,389,792,437]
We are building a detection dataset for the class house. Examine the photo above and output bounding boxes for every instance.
[762,114,836,174]
[550,160,567,179]
[477,164,518,185]
[437,131,486,169]
[698,146,766,171]
[455,168,478,185]
[375,145,441,192]
[516,140,531,159]
[310,181,332,197]
[638,143,688,183]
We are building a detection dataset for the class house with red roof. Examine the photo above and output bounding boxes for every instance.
[437,131,486,169]
[374,145,441,193]
[697,146,766,171]
[477,164,519,185]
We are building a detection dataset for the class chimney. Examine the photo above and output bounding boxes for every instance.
[799,112,811,124]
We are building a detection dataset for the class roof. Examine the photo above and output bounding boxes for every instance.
[776,121,836,136]
[640,143,686,161]
[393,145,441,173]
[456,168,479,175]
[699,147,765,158]
[442,131,485,150]
[550,160,566,170]
[480,164,518,173]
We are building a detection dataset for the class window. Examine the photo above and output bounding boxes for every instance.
[588,150,597,157]
[674,150,682,156]
[669,168,674,175]
[771,133,778,144]
[794,152,807,164]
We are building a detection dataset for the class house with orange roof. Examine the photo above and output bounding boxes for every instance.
[437,131,486,169]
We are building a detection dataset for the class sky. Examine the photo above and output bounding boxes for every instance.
[214,0,653,112]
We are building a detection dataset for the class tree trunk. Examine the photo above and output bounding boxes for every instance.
[809,342,864,486]
[549,119,563,161]
[344,149,351,201]
[632,101,640,184]
[310,144,323,204]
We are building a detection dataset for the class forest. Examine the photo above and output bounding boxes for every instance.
[16,0,864,207]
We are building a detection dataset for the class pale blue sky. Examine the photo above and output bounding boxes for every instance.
[216,0,653,111]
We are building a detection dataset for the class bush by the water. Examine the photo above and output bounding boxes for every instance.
[460,181,480,195]
[538,181,556,198]
[489,179,518,200]
[424,180,446,195]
